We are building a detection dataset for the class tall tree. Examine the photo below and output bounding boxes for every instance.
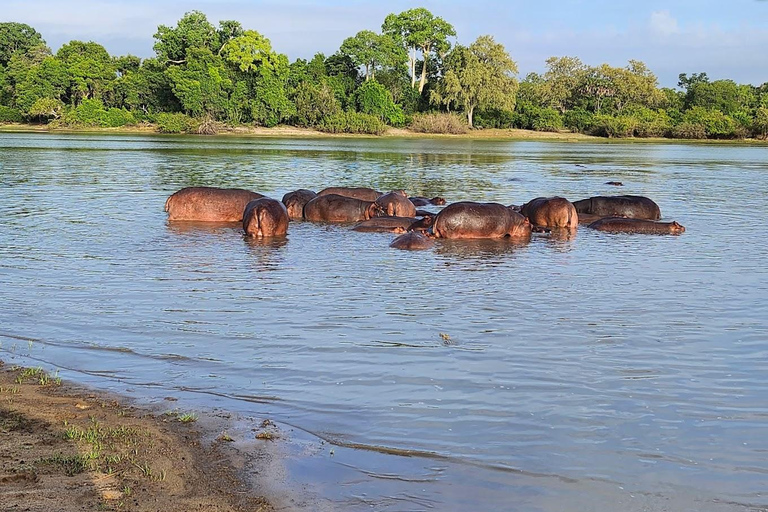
[382,7,455,93]
[432,35,518,128]
[153,11,219,64]
[0,22,45,67]
[340,30,404,81]
[542,56,585,113]
[56,41,116,105]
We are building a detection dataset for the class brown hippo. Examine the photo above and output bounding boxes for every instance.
[432,202,531,239]
[572,195,661,220]
[605,181,624,186]
[407,214,435,232]
[376,190,417,218]
[243,198,289,238]
[165,187,264,222]
[281,189,317,220]
[304,194,382,223]
[577,212,611,225]
[390,232,434,250]
[353,217,417,233]
[317,186,382,202]
[519,197,578,229]
[409,196,447,207]
[588,217,685,235]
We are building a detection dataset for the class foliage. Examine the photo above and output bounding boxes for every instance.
[591,114,637,138]
[340,31,405,81]
[56,40,116,105]
[474,108,514,129]
[563,107,594,133]
[409,112,468,134]
[318,110,387,135]
[382,7,456,93]
[753,107,768,139]
[27,98,63,121]
[155,112,196,133]
[353,80,405,126]
[532,107,563,132]
[432,35,518,128]
[102,107,136,127]
[0,22,45,67]
[292,80,341,127]
[0,104,23,122]
[682,106,743,139]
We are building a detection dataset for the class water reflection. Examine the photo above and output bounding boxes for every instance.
[433,237,530,262]
[243,235,288,271]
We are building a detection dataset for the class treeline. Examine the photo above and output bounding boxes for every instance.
[1,11,767,139]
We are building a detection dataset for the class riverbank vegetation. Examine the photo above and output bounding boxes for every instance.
[1,11,766,139]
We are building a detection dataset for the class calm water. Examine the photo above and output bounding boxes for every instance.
[1,132,767,511]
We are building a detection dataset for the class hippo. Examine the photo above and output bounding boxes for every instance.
[390,232,434,250]
[281,189,317,220]
[605,181,624,186]
[432,202,531,239]
[317,186,382,202]
[243,198,289,238]
[304,194,382,223]
[519,197,578,229]
[407,214,435,232]
[588,217,685,235]
[572,195,661,220]
[165,187,264,222]
[376,190,417,218]
[576,212,611,225]
[409,196,446,207]
[352,217,417,233]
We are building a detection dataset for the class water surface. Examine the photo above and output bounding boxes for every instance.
[1,133,767,511]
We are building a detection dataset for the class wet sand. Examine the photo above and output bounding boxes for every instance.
[0,360,274,512]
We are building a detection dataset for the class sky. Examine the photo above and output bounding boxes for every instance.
[2,0,768,88]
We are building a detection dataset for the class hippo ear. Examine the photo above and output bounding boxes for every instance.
[672,221,681,227]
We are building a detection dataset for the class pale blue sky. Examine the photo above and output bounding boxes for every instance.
[2,0,767,87]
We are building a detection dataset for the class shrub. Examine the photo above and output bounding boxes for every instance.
[0,105,24,123]
[671,122,706,139]
[753,107,768,139]
[532,108,563,132]
[474,108,514,129]
[682,106,742,139]
[354,81,405,127]
[293,81,341,127]
[318,111,386,135]
[625,107,672,138]
[102,108,136,127]
[28,98,64,122]
[409,112,468,134]
[591,114,636,138]
[155,112,196,134]
[563,108,595,133]
[61,98,107,127]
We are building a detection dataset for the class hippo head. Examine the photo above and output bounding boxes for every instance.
[430,196,446,205]
[367,202,386,219]
[671,221,686,234]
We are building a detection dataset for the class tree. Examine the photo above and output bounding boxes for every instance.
[431,35,518,128]
[56,41,116,105]
[165,47,232,117]
[677,72,708,91]
[340,30,405,81]
[542,56,585,113]
[382,7,455,93]
[0,22,45,67]
[28,97,64,121]
[153,11,219,64]
[221,30,284,73]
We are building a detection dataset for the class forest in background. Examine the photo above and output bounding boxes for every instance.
[1,9,767,139]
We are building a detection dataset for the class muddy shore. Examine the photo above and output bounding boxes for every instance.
[0,360,279,512]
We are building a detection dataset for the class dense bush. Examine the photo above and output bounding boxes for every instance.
[409,112,468,134]
[625,107,672,138]
[682,107,743,139]
[532,108,563,132]
[292,81,341,127]
[753,107,768,139]
[474,108,514,129]
[318,111,386,135]
[353,80,405,127]
[670,122,707,139]
[0,105,23,122]
[102,108,136,127]
[591,114,636,138]
[61,99,107,127]
[563,108,595,133]
[155,112,196,133]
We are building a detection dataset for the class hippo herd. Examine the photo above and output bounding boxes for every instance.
[164,185,685,250]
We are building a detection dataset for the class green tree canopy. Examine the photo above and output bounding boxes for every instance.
[0,22,46,67]
[56,41,116,105]
[432,35,518,128]
[154,11,219,63]
[382,7,455,93]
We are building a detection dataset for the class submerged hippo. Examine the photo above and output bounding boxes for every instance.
[317,186,382,202]
[588,217,685,235]
[352,217,417,233]
[573,195,661,220]
[165,187,264,222]
[409,196,447,207]
[407,214,435,232]
[281,189,317,220]
[390,232,434,250]
[304,194,381,223]
[519,197,578,229]
[243,198,289,238]
[432,202,531,239]
[376,190,417,218]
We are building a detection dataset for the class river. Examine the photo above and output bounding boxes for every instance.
[1,132,767,511]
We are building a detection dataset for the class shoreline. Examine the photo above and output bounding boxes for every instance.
[1,122,766,145]
[0,359,280,511]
